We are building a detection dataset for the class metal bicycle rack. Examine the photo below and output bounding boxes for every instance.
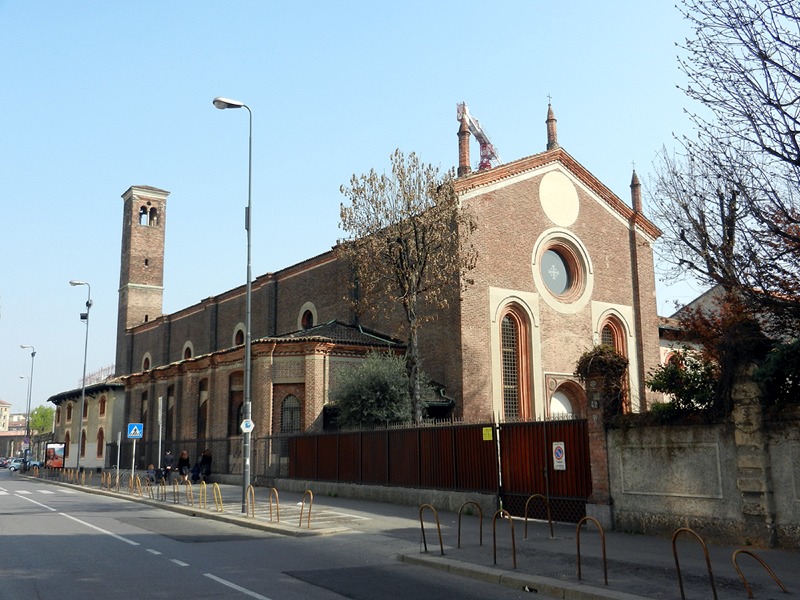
[457,501,483,548]
[575,516,607,586]
[523,493,554,539]
[732,549,788,599]
[492,509,516,569]
[672,527,717,600]
[419,504,444,555]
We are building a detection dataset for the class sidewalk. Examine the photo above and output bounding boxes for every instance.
[30,472,800,600]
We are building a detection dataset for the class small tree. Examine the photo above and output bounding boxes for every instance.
[672,290,770,415]
[331,352,436,429]
[646,349,718,412]
[29,405,54,434]
[338,149,476,423]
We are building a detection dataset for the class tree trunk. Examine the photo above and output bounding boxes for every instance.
[406,321,421,424]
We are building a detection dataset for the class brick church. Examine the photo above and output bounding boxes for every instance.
[50,104,662,470]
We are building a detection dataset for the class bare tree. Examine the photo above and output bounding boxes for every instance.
[338,149,476,423]
[652,0,800,334]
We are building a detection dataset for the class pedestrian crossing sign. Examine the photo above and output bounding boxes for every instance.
[127,423,143,439]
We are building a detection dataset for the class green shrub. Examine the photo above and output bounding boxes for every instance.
[646,349,717,412]
[331,352,436,429]
[755,340,800,407]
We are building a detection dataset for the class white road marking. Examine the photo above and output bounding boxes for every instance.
[17,495,57,511]
[170,559,189,566]
[59,512,140,545]
[204,573,273,600]
[146,549,162,555]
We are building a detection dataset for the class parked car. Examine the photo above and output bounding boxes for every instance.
[7,458,24,471]
[28,460,43,468]
[0,457,8,468]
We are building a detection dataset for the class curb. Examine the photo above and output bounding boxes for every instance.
[400,554,651,600]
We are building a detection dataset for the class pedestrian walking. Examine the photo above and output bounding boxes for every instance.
[177,450,191,483]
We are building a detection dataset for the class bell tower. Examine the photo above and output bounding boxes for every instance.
[115,185,169,375]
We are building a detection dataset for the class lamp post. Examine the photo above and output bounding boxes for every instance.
[69,280,92,472]
[19,345,35,471]
[213,96,253,513]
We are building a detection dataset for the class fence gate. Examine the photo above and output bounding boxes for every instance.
[498,419,591,523]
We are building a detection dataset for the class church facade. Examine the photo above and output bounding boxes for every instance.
[52,104,663,469]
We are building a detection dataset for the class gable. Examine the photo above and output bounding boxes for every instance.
[455,148,661,242]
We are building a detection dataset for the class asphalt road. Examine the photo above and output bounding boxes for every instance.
[0,470,534,600]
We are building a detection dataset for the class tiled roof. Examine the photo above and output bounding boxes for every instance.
[275,320,402,347]
[46,378,125,405]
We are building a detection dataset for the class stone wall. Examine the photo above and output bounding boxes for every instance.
[607,379,800,548]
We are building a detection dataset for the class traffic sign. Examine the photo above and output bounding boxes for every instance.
[552,441,566,471]
[127,423,143,439]
[240,419,255,434]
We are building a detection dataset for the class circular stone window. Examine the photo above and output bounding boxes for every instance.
[532,230,593,313]
[538,241,583,301]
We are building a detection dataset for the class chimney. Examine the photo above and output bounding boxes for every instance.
[457,115,471,176]
[546,103,559,151]
[630,169,642,213]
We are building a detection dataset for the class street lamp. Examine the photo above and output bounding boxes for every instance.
[213,96,253,513]
[69,280,92,472]
[19,345,35,471]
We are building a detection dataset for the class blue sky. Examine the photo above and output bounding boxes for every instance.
[0,1,705,414]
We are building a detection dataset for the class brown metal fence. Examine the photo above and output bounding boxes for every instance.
[282,423,500,493]
[103,419,592,523]
[498,419,592,522]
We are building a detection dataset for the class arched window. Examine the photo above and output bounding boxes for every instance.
[280,395,302,433]
[499,305,531,421]
[66,403,73,422]
[549,390,573,418]
[80,429,87,458]
[83,399,89,420]
[141,394,148,437]
[96,428,104,458]
[139,206,149,225]
[166,385,176,442]
[301,310,314,330]
[99,395,106,417]
[64,432,71,458]
[184,345,193,360]
[198,380,209,441]
[600,315,630,412]
[235,328,245,346]
[549,381,586,419]
[143,356,151,371]
[228,372,244,436]
[56,407,62,425]
[149,207,158,226]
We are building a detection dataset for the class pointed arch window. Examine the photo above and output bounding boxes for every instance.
[64,432,71,458]
[500,305,531,421]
